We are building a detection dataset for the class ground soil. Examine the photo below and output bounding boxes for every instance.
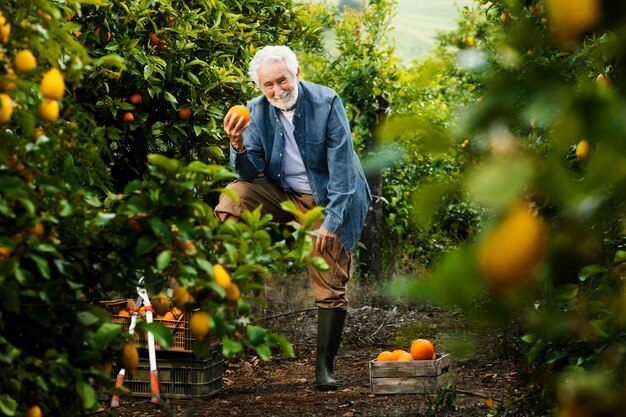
[99,274,535,417]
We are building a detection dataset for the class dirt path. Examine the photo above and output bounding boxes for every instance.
[101,277,530,416]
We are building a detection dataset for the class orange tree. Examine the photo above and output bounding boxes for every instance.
[389,0,626,415]
[0,0,324,415]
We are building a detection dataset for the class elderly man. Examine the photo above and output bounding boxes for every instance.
[215,45,371,391]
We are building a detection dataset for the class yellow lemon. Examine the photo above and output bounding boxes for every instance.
[172,286,194,309]
[120,342,139,373]
[14,50,37,73]
[189,311,210,340]
[225,282,241,301]
[575,140,590,161]
[0,21,10,44]
[477,203,546,290]
[151,292,170,316]
[0,68,17,92]
[595,73,609,88]
[26,405,42,417]
[213,264,231,289]
[545,0,600,44]
[39,99,59,122]
[0,94,14,124]
[465,36,475,47]
[40,68,65,99]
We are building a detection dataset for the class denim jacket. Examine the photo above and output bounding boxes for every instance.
[230,80,372,252]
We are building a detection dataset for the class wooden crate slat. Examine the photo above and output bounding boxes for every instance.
[370,373,451,395]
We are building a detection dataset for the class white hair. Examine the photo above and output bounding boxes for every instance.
[248,45,299,87]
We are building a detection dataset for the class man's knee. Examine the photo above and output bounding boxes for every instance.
[214,182,243,222]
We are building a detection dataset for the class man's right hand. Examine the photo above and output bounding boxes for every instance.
[223,112,249,152]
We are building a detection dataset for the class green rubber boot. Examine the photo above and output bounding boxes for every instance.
[315,308,347,391]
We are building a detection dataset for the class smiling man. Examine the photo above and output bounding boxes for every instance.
[215,45,371,391]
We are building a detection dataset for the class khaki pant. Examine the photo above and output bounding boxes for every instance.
[214,178,351,310]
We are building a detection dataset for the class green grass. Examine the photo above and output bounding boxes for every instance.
[307,0,474,62]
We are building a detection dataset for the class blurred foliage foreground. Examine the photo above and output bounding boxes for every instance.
[0,0,325,415]
[387,0,626,416]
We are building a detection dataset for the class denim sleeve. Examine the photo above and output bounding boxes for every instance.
[321,96,358,233]
[230,122,265,182]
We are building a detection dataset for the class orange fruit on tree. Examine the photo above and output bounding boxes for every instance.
[157,39,166,50]
[40,68,65,100]
[0,20,10,44]
[178,109,191,120]
[94,27,111,43]
[39,99,59,122]
[213,264,232,289]
[0,246,11,259]
[26,405,42,417]
[129,93,142,104]
[189,311,211,340]
[410,339,435,360]
[227,104,250,124]
[122,112,134,122]
[376,351,395,361]
[0,93,14,124]
[14,50,37,73]
[167,15,176,26]
[149,33,159,46]
[30,222,45,236]
[120,342,139,373]
[0,69,17,92]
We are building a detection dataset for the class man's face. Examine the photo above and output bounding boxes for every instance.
[257,59,298,111]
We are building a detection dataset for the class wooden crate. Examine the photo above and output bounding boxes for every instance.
[369,353,452,394]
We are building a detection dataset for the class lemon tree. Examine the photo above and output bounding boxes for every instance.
[0,0,324,415]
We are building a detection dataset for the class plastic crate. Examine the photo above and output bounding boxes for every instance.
[101,299,194,352]
[112,344,224,399]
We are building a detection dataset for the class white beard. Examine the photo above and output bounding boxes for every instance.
[269,87,298,111]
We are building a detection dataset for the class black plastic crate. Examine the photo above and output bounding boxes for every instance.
[111,343,223,399]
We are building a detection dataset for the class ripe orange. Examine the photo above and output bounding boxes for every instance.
[30,222,45,236]
[178,109,191,120]
[129,93,142,104]
[396,351,414,361]
[122,112,134,122]
[26,405,42,417]
[72,31,86,46]
[167,15,176,26]
[157,39,166,50]
[94,27,111,43]
[391,349,407,360]
[0,246,11,258]
[410,339,435,360]
[117,309,130,317]
[0,69,17,92]
[376,351,395,361]
[227,104,250,124]
[162,311,175,321]
[149,33,159,46]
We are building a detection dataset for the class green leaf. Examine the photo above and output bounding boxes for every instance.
[578,265,607,282]
[77,311,100,326]
[270,333,295,358]
[147,154,180,172]
[95,212,116,226]
[246,325,267,345]
[94,323,122,347]
[76,380,97,409]
[255,344,272,361]
[222,336,243,358]
[163,91,178,104]
[0,394,17,415]
[309,256,330,272]
[156,250,172,271]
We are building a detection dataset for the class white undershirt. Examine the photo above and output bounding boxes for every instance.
[278,110,312,194]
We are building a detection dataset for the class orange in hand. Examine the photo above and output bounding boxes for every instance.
[227,104,250,125]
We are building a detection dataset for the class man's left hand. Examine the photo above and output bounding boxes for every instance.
[316,226,338,255]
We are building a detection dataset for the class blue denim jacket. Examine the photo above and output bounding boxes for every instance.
[230,80,372,252]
